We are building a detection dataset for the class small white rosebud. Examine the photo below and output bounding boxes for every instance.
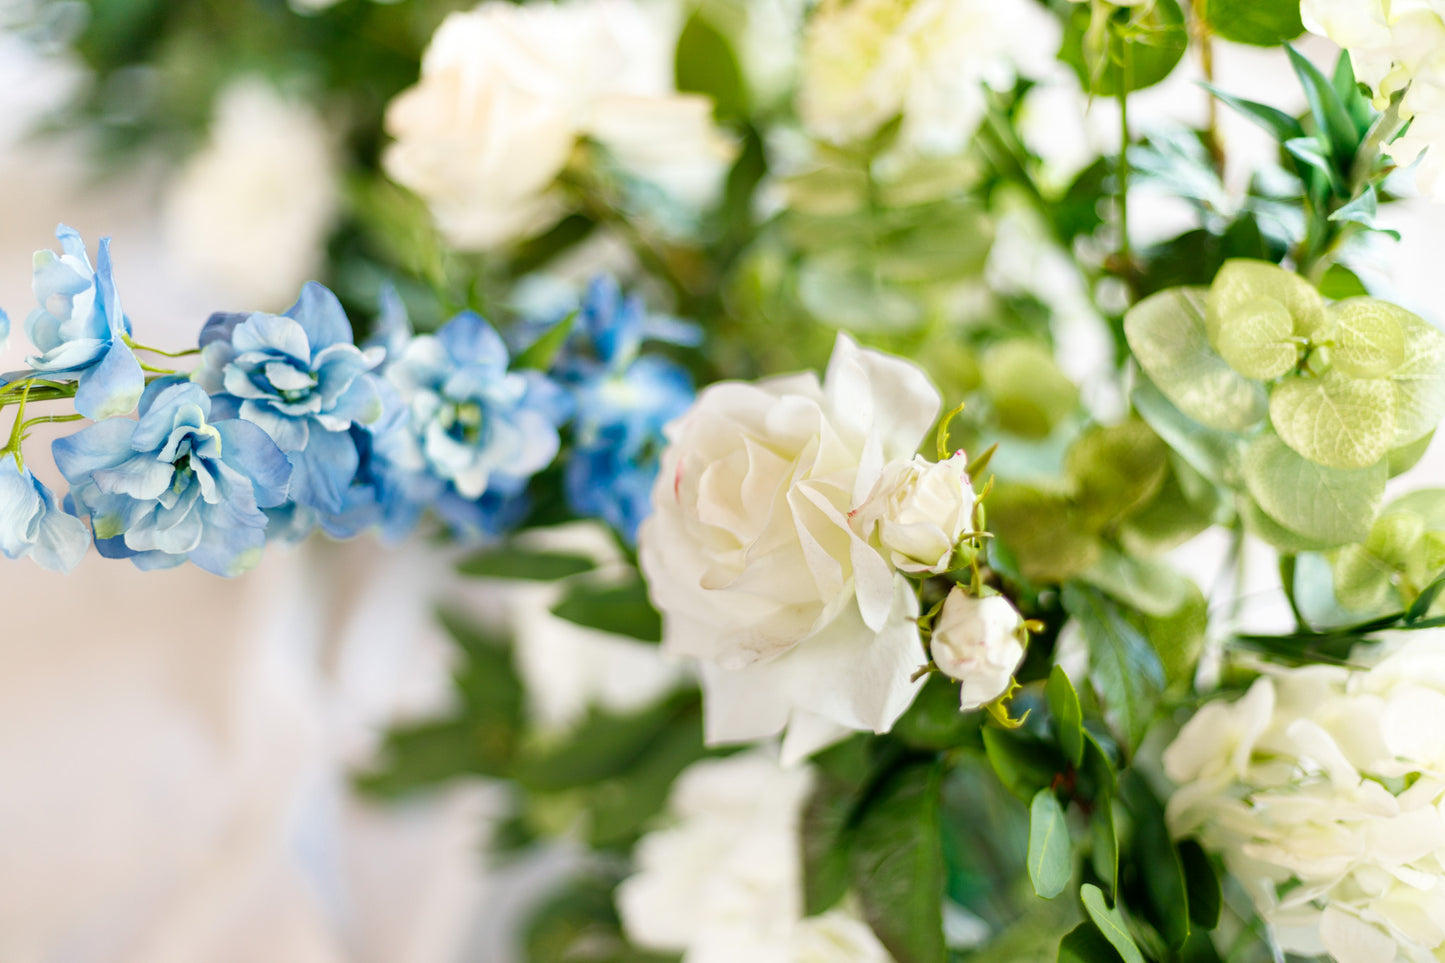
[857,452,974,574]
[930,589,1027,710]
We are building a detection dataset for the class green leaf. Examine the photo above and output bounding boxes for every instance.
[1090,794,1119,897]
[1270,371,1397,469]
[1215,297,1298,379]
[1207,259,1327,343]
[1066,420,1170,527]
[1329,184,1399,239]
[1060,0,1189,96]
[983,726,1065,802]
[1387,306,1445,446]
[1122,771,1191,949]
[513,311,577,371]
[1332,542,1400,613]
[515,691,696,792]
[1240,497,1341,553]
[1319,263,1369,300]
[802,776,856,915]
[852,761,947,963]
[1285,136,1344,193]
[1124,287,1268,432]
[1063,585,1166,750]
[1204,0,1304,46]
[1080,885,1145,963]
[1130,377,1244,486]
[457,546,595,581]
[1409,570,1445,622]
[1047,665,1085,769]
[981,340,1079,440]
[1243,432,1387,546]
[1028,790,1073,900]
[551,575,663,642]
[1080,548,1191,618]
[1204,84,1305,144]
[987,485,1102,583]
[895,674,984,751]
[1059,922,1126,963]
[674,9,747,119]
[1179,839,1222,929]
[1287,44,1362,159]
[1388,430,1435,477]
[1329,296,1408,378]
[1127,581,1209,690]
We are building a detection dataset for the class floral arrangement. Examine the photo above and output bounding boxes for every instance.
[11,0,1445,960]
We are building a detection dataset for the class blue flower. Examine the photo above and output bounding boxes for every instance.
[53,380,292,576]
[526,276,696,543]
[0,307,10,352]
[193,283,386,516]
[0,453,90,572]
[24,224,143,419]
[382,311,568,538]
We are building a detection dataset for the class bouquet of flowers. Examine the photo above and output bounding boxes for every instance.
[8,0,1445,959]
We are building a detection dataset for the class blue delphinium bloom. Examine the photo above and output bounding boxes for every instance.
[539,276,695,543]
[53,380,292,576]
[0,454,90,572]
[382,310,568,539]
[24,224,143,419]
[192,283,386,518]
[0,307,10,351]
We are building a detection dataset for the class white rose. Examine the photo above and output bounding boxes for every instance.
[616,751,894,963]
[384,0,732,251]
[163,79,339,311]
[797,0,1060,155]
[929,589,1026,710]
[638,333,941,752]
[857,452,974,574]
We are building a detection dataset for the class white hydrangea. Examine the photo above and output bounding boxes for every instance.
[383,0,734,250]
[796,0,1059,155]
[1302,0,1445,198]
[163,79,339,311]
[1164,630,1445,963]
[615,751,894,963]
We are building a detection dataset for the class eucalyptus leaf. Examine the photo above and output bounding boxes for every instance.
[1059,0,1188,96]
[1207,259,1327,343]
[1331,543,1396,612]
[1124,287,1268,432]
[1328,297,1407,378]
[1130,377,1244,486]
[1203,0,1304,46]
[1066,420,1170,527]
[1243,433,1387,546]
[1127,580,1209,690]
[1216,296,1297,379]
[1387,307,1445,446]
[1080,547,1190,618]
[1388,431,1435,477]
[987,485,1101,583]
[1269,371,1397,469]
[982,340,1079,440]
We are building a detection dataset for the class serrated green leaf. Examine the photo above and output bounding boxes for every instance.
[1389,307,1445,446]
[1270,371,1397,469]
[1028,790,1072,900]
[1080,885,1145,963]
[1288,44,1362,159]
[852,761,947,963]
[1063,585,1166,750]
[1047,665,1085,769]
[551,575,663,642]
[1216,296,1298,379]
[457,546,595,581]
[1204,0,1304,45]
[1208,259,1328,342]
[1328,297,1408,378]
[1124,287,1268,431]
[1243,432,1387,545]
[1204,84,1305,144]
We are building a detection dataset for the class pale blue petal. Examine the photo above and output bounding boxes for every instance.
[52,419,138,482]
[74,340,144,419]
[90,452,174,500]
[214,419,292,508]
[287,427,358,515]
[187,517,265,577]
[239,399,309,452]
[198,311,250,349]
[0,457,41,558]
[438,312,508,370]
[29,505,90,572]
[284,282,352,353]
[233,312,311,361]
[30,337,107,372]
[94,236,129,337]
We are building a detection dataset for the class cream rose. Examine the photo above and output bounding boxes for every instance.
[856,452,974,574]
[638,333,941,751]
[383,0,733,250]
[929,589,1027,710]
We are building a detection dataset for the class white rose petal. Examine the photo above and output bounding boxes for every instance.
[857,452,974,574]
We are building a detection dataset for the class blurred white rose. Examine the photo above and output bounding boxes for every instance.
[856,452,974,574]
[797,0,1060,155]
[163,79,339,312]
[1165,630,1445,963]
[929,589,1027,710]
[383,0,733,251]
[638,333,939,755]
[615,751,893,962]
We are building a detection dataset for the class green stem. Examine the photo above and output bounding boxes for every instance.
[1279,554,1310,633]
[4,383,32,468]
[123,335,200,359]
[1116,46,1133,268]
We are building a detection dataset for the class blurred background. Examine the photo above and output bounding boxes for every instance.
[0,0,1441,960]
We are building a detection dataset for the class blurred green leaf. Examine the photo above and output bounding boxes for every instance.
[1028,790,1072,900]
[1204,0,1303,46]
[1046,666,1085,770]
[1060,0,1188,96]
[1269,371,1397,470]
[983,727,1066,803]
[852,761,947,963]
[675,9,747,120]
[1121,771,1190,949]
[1062,586,1166,750]
[1243,432,1387,545]
[552,574,663,642]
[457,544,594,580]
[1178,839,1222,929]
[1080,885,1145,963]
[1058,921,1126,963]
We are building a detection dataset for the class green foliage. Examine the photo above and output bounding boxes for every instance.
[1028,789,1073,900]
[1079,885,1145,963]
[456,545,595,581]
[674,9,746,121]
[1060,0,1188,96]
[981,341,1080,440]
[1328,490,1445,616]
[1062,586,1166,751]
[1046,666,1085,770]
[1269,371,1396,469]
[1202,0,1304,46]
[552,573,663,643]
[1244,433,1386,546]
